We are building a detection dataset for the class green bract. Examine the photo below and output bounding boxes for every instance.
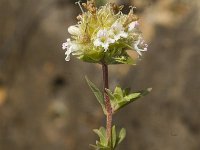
[62,0,148,64]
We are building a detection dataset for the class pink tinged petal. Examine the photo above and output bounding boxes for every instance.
[62,42,67,49]
[110,22,128,41]
[62,38,80,61]
[134,44,142,56]
[128,21,139,31]
[62,38,71,49]
[133,37,148,56]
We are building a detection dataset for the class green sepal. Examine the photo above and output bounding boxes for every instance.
[78,42,136,65]
[79,49,104,63]
[103,44,136,65]
[114,55,135,65]
[85,76,107,115]
[106,87,152,113]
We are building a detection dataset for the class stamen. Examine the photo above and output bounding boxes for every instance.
[75,1,84,13]
[129,6,137,13]
[129,6,137,10]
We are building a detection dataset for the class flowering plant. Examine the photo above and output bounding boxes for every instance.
[62,0,151,149]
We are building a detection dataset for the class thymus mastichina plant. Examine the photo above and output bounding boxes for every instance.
[62,0,151,149]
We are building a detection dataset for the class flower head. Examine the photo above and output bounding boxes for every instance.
[61,0,148,64]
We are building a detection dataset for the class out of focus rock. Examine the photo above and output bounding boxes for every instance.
[0,87,7,106]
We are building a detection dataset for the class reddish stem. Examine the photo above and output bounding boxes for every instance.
[102,63,112,141]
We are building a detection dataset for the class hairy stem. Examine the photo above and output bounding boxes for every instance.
[102,63,112,143]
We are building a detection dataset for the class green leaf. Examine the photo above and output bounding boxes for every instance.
[114,86,123,97]
[85,76,106,114]
[142,88,153,96]
[93,127,107,146]
[96,141,109,149]
[90,143,109,150]
[112,126,117,148]
[91,127,110,150]
[113,93,123,102]
[124,93,141,101]
[113,87,124,102]
[116,88,152,112]
[118,128,126,144]
[123,88,131,96]
[90,144,102,150]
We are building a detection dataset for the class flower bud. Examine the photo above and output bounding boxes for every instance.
[68,25,80,35]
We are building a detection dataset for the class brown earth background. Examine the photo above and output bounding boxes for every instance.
[0,0,200,150]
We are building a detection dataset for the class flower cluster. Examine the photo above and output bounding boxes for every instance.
[62,0,148,64]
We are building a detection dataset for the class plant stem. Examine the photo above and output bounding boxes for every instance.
[102,63,112,142]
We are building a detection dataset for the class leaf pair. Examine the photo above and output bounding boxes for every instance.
[90,126,126,150]
[86,76,152,114]
[106,86,152,113]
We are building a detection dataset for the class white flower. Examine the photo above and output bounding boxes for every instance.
[110,22,128,41]
[62,38,79,61]
[128,21,139,32]
[68,25,81,36]
[94,29,115,51]
[62,38,71,50]
[133,36,148,56]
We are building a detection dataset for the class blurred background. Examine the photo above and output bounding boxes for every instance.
[0,0,200,149]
